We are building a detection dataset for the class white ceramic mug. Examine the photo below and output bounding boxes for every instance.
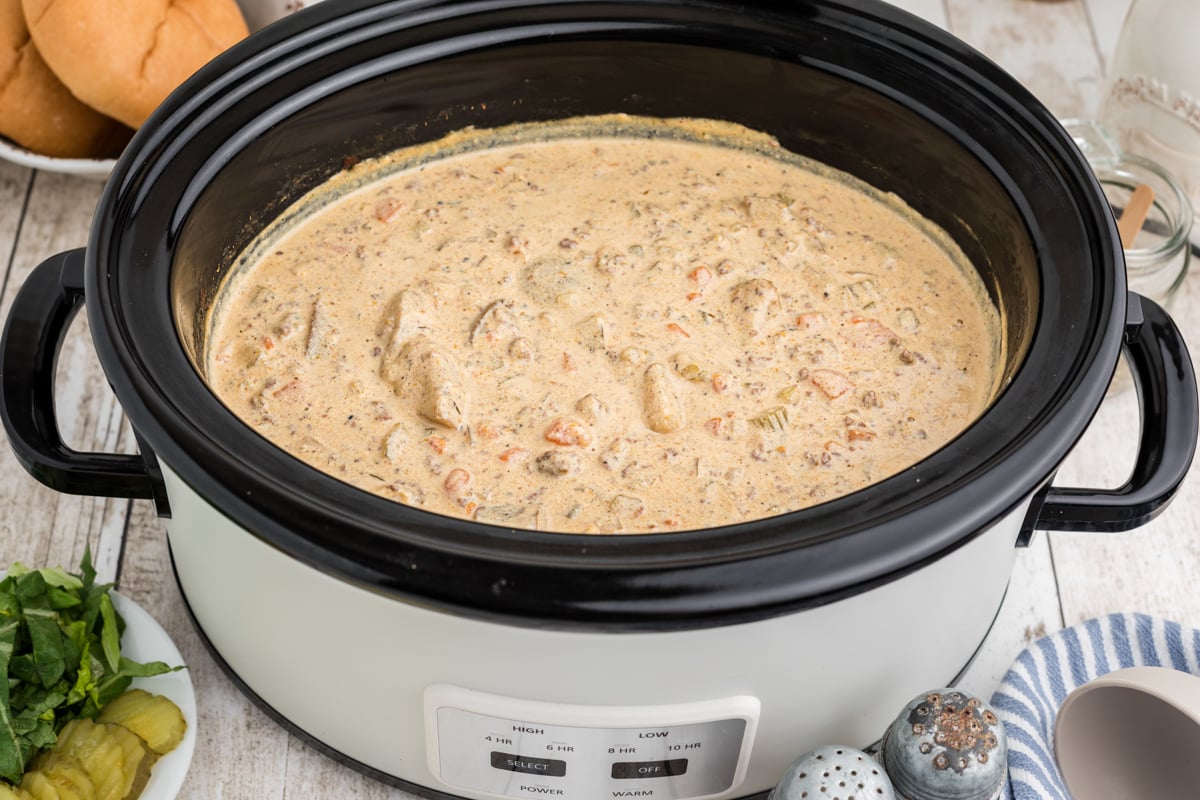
[1054,666,1200,799]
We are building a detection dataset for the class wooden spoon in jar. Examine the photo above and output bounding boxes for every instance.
[1117,183,1155,249]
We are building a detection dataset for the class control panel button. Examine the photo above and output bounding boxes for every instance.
[611,759,689,779]
[490,752,568,778]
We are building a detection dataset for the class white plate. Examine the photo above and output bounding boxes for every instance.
[111,592,197,800]
[0,135,116,181]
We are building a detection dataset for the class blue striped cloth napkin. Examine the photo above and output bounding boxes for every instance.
[990,613,1200,800]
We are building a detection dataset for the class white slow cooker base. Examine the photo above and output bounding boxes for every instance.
[161,465,1023,799]
[170,555,1003,800]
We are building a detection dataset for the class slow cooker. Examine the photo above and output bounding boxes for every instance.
[1,1,1197,798]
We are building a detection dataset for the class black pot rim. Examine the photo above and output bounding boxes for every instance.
[87,0,1123,631]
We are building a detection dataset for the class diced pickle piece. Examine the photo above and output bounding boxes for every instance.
[475,504,534,525]
[670,352,711,382]
[96,688,187,756]
[642,363,685,433]
[382,334,469,430]
[896,307,920,334]
[749,406,790,432]
[844,278,880,309]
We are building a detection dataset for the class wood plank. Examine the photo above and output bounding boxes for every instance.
[0,161,32,273]
[283,738,412,800]
[0,171,129,580]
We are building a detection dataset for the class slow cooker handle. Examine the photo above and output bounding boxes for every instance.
[0,249,163,504]
[1035,293,1198,532]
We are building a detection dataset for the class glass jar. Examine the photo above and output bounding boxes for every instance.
[1067,120,1192,393]
[1068,120,1192,311]
[1100,0,1200,243]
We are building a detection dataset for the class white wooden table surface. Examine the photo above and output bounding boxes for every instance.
[2,0,1194,797]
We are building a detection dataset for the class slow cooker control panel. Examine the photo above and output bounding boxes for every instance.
[425,685,760,800]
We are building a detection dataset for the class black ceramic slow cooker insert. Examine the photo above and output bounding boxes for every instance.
[2,0,1194,628]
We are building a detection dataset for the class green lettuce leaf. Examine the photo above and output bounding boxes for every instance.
[0,549,183,784]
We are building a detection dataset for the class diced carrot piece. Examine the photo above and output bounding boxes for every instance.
[667,323,691,338]
[688,266,713,285]
[846,316,899,346]
[847,428,877,442]
[796,312,825,330]
[810,369,854,399]
[375,198,405,222]
[711,373,728,393]
[544,418,592,447]
[443,468,472,495]
[499,447,530,463]
[271,378,302,398]
[426,436,448,454]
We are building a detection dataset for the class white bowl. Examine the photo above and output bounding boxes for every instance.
[0,1,331,176]
[237,0,328,32]
[0,136,116,181]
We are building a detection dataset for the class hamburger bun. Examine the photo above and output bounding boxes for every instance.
[0,0,129,158]
[22,0,249,129]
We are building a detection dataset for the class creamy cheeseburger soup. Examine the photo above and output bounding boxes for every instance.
[206,116,1003,534]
